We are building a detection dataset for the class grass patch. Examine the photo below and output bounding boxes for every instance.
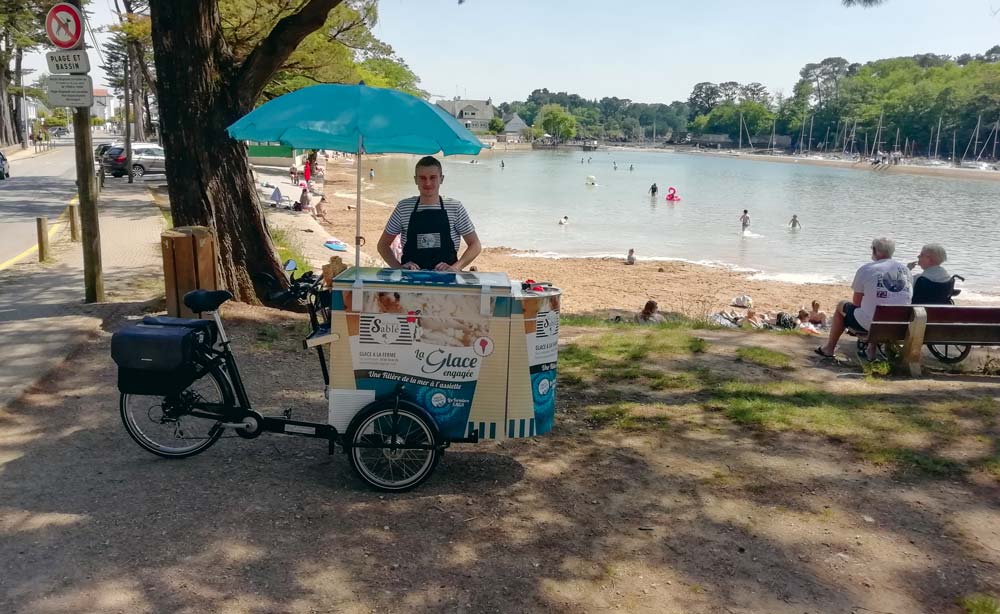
[270,226,310,272]
[587,403,671,431]
[735,346,792,369]
[862,359,893,379]
[688,337,708,353]
[560,313,719,330]
[961,594,1000,614]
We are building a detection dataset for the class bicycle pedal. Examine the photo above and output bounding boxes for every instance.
[282,408,293,419]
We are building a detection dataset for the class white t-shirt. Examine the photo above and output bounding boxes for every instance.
[851,258,913,329]
[384,196,475,249]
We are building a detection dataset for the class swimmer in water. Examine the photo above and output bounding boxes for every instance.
[789,214,802,229]
[739,209,751,233]
[649,183,658,198]
[559,216,569,225]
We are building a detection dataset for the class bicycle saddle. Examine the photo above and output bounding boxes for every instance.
[183,289,234,313]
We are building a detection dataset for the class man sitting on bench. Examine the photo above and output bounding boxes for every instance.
[816,237,913,359]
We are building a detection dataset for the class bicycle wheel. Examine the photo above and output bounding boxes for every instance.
[347,402,441,492]
[928,343,972,364]
[120,366,234,458]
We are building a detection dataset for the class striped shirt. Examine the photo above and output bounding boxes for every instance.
[384,196,475,249]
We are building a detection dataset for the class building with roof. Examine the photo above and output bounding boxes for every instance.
[91,88,113,122]
[435,97,497,132]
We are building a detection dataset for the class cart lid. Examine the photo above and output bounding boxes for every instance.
[333,267,511,289]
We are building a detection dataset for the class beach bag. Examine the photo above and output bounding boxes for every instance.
[111,324,205,395]
[774,312,797,329]
[731,294,753,309]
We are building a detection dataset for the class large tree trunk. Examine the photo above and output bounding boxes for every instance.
[149,0,343,303]
[131,58,146,142]
[14,48,24,146]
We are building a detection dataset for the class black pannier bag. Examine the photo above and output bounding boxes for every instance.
[111,324,205,395]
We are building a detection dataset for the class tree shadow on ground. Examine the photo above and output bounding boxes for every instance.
[0,310,998,613]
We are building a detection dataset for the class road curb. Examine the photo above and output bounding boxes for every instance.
[0,200,73,271]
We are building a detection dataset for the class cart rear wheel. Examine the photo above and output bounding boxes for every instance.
[347,401,441,492]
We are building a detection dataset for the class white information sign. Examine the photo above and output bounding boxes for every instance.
[48,74,94,108]
[46,50,90,74]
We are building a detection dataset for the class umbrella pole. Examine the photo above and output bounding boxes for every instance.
[355,134,362,272]
[352,134,364,312]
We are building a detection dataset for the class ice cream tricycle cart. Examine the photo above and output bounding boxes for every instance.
[110,84,562,491]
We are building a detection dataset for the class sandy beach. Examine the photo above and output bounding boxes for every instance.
[320,157,850,318]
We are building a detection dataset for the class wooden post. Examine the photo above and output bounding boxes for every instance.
[36,217,49,262]
[161,226,219,318]
[901,307,927,377]
[68,0,104,302]
[69,203,80,242]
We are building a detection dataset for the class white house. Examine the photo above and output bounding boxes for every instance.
[435,97,497,132]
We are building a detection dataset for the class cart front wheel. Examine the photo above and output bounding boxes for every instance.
[347,401,441,492]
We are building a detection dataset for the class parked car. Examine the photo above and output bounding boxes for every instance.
[0,151,9,180]
[95,143,114,159]
[102,144,166,178]
[49,127,69,138]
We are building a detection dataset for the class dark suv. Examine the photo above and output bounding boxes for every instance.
[102,144,166,178]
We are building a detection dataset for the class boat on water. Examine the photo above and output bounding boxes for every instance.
[582,140,600,151]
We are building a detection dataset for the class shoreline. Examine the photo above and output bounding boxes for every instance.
[606,145,1000,182]
[319,157,1000,313]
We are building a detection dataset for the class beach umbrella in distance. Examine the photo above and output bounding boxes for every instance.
[227,82,484,277]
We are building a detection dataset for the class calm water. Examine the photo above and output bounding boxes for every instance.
[365,149,1000,299]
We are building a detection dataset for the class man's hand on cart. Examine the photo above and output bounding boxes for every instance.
[401,262,421,271]
[433,262,459,272]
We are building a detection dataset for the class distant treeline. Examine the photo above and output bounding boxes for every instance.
[499,46,1000,156]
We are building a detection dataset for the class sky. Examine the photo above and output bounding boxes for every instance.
[373,0,1000,104]
[21,0,1000,106]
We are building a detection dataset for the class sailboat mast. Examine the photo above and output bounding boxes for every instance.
[894,127,900,152]
[994,116,999,161]
[808,115,814,153]
[824,125,831,152]
[738,112,743,150]
[771,118,776,153]
[934,116,942,158]
[952,131,957,165]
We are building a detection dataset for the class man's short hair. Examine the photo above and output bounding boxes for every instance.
[921,243,947,264]
[415,156,442,174]
[871,237,895,258]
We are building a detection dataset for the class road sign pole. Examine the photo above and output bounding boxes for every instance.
[66,0,103,302]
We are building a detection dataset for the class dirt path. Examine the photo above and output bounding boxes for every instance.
[1,306,998,613]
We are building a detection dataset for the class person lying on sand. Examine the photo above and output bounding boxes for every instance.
[634,300,665,324]
[808,300,827,327]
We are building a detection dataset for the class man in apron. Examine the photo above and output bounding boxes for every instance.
[377,156,482,271]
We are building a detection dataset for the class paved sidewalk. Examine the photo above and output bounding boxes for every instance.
[0,181,165,411]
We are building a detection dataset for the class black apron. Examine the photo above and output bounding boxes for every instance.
[401,197,457,270]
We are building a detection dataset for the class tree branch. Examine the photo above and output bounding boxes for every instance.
[234,0,343,108]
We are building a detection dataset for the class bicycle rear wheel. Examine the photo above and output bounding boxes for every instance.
[120,366,234,458]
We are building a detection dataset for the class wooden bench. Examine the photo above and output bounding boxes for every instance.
[865,305,1000,376]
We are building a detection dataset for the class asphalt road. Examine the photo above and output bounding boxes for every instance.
[0,134,127,267]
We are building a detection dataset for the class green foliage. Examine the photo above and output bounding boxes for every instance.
[488,116,505,134]
[692,101,775,139]
[499,89,688,142]
[535,104,577,141]
[960,593,1000,614]
[216,0,424,103]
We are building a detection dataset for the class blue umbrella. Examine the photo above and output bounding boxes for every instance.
[227,83,484,271]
